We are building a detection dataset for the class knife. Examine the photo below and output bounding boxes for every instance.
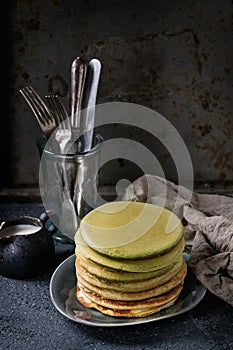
[70,56,86,130]
[80,58,101,152]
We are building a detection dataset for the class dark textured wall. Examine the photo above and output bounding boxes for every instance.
[3,0,233,190]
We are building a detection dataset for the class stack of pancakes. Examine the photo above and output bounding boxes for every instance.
[74,201,187,318]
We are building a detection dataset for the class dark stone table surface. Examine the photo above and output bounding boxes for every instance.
[0,202,232,350]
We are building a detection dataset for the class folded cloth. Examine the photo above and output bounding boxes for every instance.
[123,174,233,306]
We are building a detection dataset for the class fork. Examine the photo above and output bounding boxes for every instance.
[45,94,71,153]
[45,94,69,128]
[19,86,56,137]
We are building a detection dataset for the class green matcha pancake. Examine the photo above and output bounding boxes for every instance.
[76,254,184,283]
[75,230,185,272]
[78,201,184,259]
[76,258,185,292]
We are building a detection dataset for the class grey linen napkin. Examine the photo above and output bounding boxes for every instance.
[123,174,233,306]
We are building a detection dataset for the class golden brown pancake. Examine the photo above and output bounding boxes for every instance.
[77,262,187,301]
[76,258,185,292]
[76,283,183,317]
[77,283,183,310]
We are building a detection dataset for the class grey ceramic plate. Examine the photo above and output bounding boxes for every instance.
[50,254,206,327]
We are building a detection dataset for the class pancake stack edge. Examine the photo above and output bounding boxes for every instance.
[74,202,187,318]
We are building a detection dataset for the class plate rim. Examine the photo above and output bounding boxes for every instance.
[49,254,206,327]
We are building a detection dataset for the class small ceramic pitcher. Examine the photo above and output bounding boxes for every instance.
[0,213,56,278]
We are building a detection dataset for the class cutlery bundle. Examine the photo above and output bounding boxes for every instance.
[20,56,102,155]
[20,56,102,241]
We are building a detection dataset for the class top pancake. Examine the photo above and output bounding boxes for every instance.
[78,201,184,259]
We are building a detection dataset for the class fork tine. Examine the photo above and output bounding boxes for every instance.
[20,86,50,125]
[45,95,70,130]
[20,88,47,127]
[45,95,63,128]
[20,86,56,136]
[25,86,52,123]
[53,95,70,128]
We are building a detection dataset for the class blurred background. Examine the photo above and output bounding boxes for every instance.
[1,0,232,201]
